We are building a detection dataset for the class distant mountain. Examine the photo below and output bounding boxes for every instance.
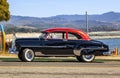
[2,11,120,32]
[51,11,120,21]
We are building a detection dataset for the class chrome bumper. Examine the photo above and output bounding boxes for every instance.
[9,48,18,54]
[103,52,111,56]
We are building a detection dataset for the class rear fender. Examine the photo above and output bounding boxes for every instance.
[73,48,95,56]
[73,49,83,56]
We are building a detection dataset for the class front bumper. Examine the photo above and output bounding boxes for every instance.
[9,47,18,54]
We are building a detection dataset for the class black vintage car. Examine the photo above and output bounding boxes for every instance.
[9,28,109,62]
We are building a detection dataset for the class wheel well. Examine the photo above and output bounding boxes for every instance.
[81,49,95,54]
[74,48,97,56]
[20,47,34,53]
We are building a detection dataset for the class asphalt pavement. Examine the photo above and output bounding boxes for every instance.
[0,61,119,78]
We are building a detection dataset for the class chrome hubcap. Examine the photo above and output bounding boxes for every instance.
[26,51,33,60]
[84,55,93,59]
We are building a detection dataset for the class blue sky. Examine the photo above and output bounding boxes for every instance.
[8,0,120,17]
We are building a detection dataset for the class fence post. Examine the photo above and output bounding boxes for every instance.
[115,47,119,55]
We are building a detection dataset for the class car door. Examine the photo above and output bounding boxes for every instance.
[66,32,83,53]
[41,32,74,56]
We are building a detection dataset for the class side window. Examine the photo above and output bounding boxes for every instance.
[68,32,82,40]
[47,32,65,39]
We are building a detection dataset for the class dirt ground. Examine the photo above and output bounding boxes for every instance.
[0,67,120,78]
[0,61,120,78]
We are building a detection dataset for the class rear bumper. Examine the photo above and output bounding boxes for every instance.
[103,52,111,56]
[89,47,110,56]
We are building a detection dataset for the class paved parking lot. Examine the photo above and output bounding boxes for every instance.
[0,61,120,78]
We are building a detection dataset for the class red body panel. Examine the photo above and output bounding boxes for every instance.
[44,28,90,40]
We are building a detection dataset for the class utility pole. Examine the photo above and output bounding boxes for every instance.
[86,11,89,34]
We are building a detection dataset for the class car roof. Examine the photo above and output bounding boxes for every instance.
[44,28,90,40]
[44,28,83,33]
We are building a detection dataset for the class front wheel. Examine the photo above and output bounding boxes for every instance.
[76,54,95,62]
[18,52,24,61]
[19,48,35,62]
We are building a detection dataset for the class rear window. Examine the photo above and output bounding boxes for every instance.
[68,32,82,40]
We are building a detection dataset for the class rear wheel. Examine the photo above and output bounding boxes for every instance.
[20,48,35,62]
[76,54,95,62]
[81,54,95,62]
[76,56,82,62]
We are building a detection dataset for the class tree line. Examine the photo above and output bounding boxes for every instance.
[5,27,42,34]
[4,25,120,34]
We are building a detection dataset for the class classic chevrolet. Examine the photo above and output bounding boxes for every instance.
[9,28,109,62]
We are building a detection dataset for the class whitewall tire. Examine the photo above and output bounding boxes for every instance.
[21,48,35,62]
[81,54,95,62]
